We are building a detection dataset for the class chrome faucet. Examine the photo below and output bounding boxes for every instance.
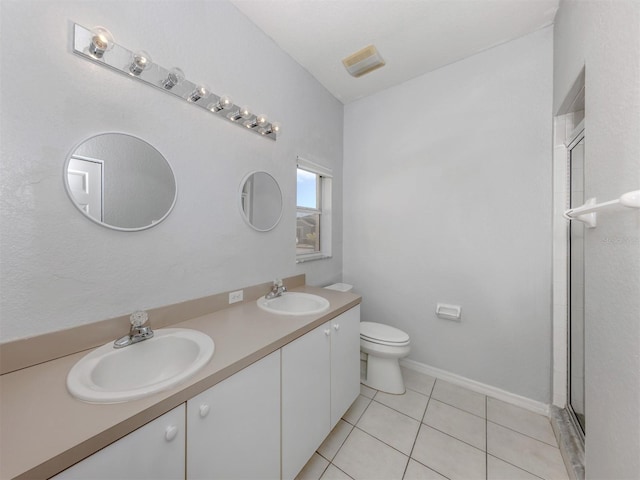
[114,311,154,348]
[265,278,287,299]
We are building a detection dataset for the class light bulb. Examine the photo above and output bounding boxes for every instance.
[129,50,152,76]
[89,26,114,58]
[245,113,268,129]
[228,106,251,121]
[188,84,210,102]
[260,121,281,136]
[162,67,185,90]
[208,94,234,112]
[256,114,268,127]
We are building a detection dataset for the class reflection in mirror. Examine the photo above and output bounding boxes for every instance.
[240,171,283,231]
[64,133,177,231]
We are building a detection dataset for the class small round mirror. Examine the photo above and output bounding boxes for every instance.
[239,171,283,231]
[64,133,177,231]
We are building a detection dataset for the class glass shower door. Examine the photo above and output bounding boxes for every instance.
[568,131,586,433]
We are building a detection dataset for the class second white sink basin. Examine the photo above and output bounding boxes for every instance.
[67,328,214,403]
[257,292,330,316]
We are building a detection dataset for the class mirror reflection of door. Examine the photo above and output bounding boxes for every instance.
[67,156,104,221]
[242,176,253,223]
[65,133,177,231]
[568,131,586,433]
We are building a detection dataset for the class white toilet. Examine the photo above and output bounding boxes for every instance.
[360,322,410,394]
[324,283,411,395]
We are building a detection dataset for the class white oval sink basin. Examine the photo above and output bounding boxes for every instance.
[257,292,330,316]
[67,328,214,403]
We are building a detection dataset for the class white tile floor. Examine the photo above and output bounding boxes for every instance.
[296,368,569,480]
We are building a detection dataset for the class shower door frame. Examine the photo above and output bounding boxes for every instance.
[566,123,586,440]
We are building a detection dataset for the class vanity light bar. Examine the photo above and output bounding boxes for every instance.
[72,24,281,141]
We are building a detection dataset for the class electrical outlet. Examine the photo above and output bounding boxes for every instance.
[229,290,244,304]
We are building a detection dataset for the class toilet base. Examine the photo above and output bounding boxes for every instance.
[362,354,406,394]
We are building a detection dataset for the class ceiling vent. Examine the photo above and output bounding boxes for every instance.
[342,45,385,78]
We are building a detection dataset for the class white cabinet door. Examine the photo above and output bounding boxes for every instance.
[330,305,361,428]
[281,322,331,480]
[187,350,281,480]
[53,405,185,480]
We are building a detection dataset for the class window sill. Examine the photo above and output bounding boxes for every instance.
[296,254,332,264]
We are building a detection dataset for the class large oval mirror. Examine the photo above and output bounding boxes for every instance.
[239,171,283,231]
[64,133,177,231]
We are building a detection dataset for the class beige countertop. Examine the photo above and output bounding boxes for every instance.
[0,285,361,480]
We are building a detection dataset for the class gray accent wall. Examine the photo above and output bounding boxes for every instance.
[344,27,554,403]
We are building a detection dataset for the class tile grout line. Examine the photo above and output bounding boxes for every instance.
[407,456,453,480]
[342,394,373,427]
[402,379,437,479]
[486,397,559,447]
[423,379,437,422]
[342,423,417,478]
[410,378,495,475]
[316,420,353,463]
[486,453,547,480]
[420,422,487,454]
[486,418,566,479]
[318,456,331,479]
[325,394,372,479]
[486,418,561,448]
[328,462,356,480]
[430,395,487,420]
[371,394,430,423]
[352,424,413,460]
[485,395,488,480]
[339,381,437,480]
[405,379,453,480]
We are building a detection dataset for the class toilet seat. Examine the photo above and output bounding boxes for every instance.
[360,322,410,347]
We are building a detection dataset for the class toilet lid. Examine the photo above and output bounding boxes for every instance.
[360,322,410,345]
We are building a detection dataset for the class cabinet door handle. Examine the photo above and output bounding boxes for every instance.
[333,323,340,331]
[199,404,210,418]
[324,328,331,336]
[165,425,179,442]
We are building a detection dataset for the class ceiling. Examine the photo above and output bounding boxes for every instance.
[230,0,559,104]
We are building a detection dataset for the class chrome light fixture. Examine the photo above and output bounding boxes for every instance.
[208,95,233,112]
[244,113,268,129]
[187,84,210,103]
[162,67,185,90]
[73,23,280,140]
[88,26,114,58]
[259,122,281,136]
[227,106,252,122]
[129,50,152,76]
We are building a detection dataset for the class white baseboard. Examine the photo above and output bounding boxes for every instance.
[400,358,550,417]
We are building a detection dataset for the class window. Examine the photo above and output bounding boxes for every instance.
[296,156,332,262]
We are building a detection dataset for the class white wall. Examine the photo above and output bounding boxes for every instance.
[554,2,640,478]
[0,0,343,342]
[344,27,554,403]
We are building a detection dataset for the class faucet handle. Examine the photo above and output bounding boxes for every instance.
[130,310,149,327]
[274,278,283,287]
